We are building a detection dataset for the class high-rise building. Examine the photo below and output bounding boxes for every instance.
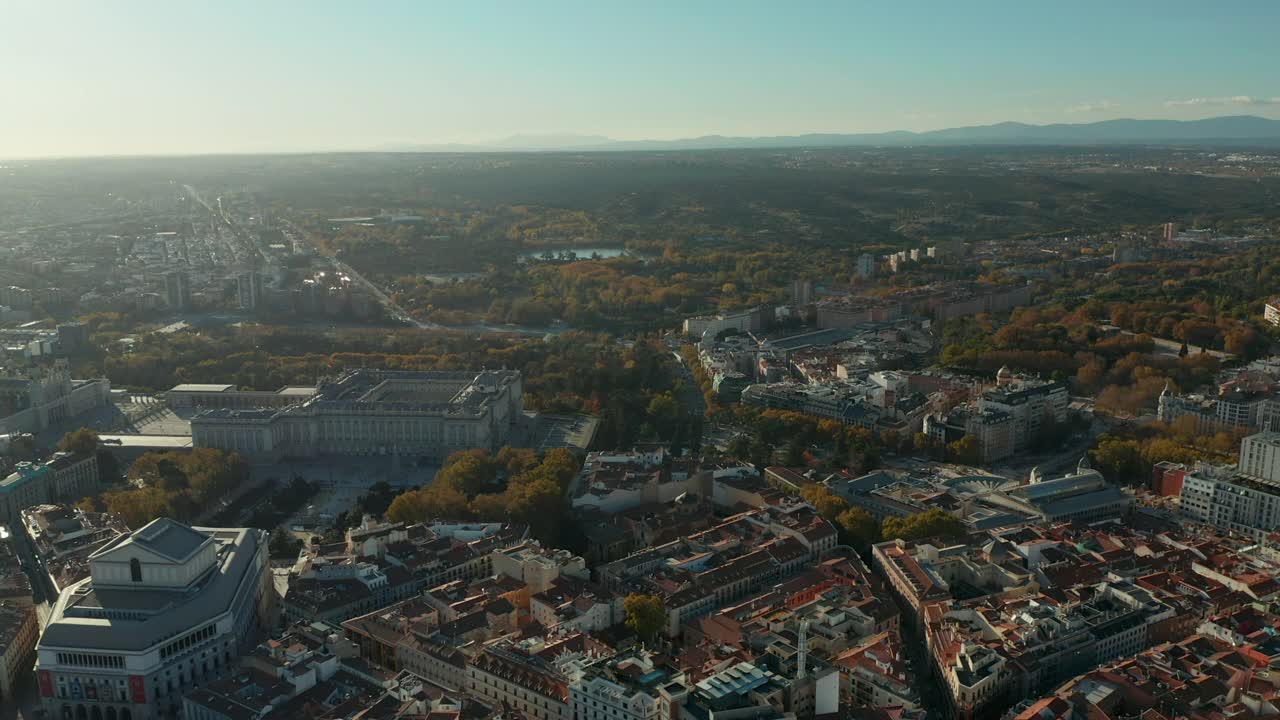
[1265,298,1280,327]
[1239,431,1280,483]
[56,322,89,354]
[236,271,263,311]
[856,253,875,278]
[790,279,813,306]
[1179,465,1280,540]
[34,518,272,720]
[163,271,190,311]
[1162,222,1176,245]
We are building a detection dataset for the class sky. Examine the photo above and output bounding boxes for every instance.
[1,0,1278,157]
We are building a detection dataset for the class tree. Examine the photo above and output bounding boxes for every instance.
[506,478,563,544]
[646,393,680,439]
[800,485,850,520]
[728,434,752,459]
[749,438,775,468]
[1089,438,1145,484]
[102,486,181,527]
[783,437,806,467]
[882,508,966,543]
[58,428,100,455]
[837,507,880,550]
[7,433,36,461]
[624,593,666,643]
[360,481,398,518]
[268,527,303,559]
[946,435,982,466]
[913,432,939,458]
[469,492,509,521]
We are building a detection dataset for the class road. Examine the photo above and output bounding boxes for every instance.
[670,343,711,445]
[180,193,562,338]
[280,218,564,337]
[1099,325,1234,360]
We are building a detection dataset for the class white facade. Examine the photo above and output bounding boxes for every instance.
[492,542,589,593]
[1265,300,1280,327]
[34,519,272,720]
[569,653,663,720]
[191,369,522,460]
[1179,468,1280,540]
[1239,432,1280,483]
[0,361,111,434]
[530,592,618,634]
[682,309,760,338]
[977,379,1068,452]
[467,645,571,720]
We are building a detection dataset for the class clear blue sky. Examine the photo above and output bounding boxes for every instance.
[2,0,1277,157]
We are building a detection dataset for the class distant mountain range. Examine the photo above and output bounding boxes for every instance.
[381,115,1280,152]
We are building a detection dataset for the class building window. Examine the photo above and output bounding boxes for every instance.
[130,558,143,582]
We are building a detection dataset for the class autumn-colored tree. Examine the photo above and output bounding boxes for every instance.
[1089,438,1145,483]
[837,507,880,550]
[882,508,966,543]
[624,593,666,643]
[57,428,100,455]
[800,485,850,520]
[947,435,982,466]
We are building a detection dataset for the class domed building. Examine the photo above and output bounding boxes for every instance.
[996,365,1015,387]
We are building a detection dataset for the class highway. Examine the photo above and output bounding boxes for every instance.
[177,193,562,337]
[280,218,564,337]
[277,218,433,329]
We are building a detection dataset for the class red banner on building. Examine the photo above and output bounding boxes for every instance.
[129,675,147,704]
[37,670,53,698]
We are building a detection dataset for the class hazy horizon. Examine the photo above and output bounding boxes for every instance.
[3,0,1278,158]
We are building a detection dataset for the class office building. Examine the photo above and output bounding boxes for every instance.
[190,369,522,460]
[1266,298,1280,327]
[466,640,577,720]
[1157,381,1280,434]
[1171,433,1280,540]
[163,271,191,311]
[978,371,1068,451]
[682,307,771,338]
[856,254,875,279]
[236,271,264,311]
[790,279,813,306]
[1179,467,1280,541]
[567,651,672,720]
[0,452,99,525]
[925,370,1067,464]
[57,322,90,354]
[1238,431,1280,482]
[34,518,272,720]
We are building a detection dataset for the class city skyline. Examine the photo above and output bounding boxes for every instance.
[2,0,1278,157]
